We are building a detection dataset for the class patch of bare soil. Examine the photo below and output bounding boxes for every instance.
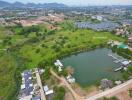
[115,89,132,100]
[65,91,75,100]
[72,83,99,97]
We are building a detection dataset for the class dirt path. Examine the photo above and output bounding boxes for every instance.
[35,69,47,100]
[50,69,84,100]
[50,69,132,100]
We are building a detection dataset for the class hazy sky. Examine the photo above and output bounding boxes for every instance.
[2,0,132,5]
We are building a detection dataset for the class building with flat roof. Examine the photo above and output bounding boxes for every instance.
[75,21,119,31]
[19,70,34,100]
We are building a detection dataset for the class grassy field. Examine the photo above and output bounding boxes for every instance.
[0,54,17,100]
[18,23,125,68]
[0,21,125,99]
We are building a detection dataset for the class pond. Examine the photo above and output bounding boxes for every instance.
[61,48,122,87]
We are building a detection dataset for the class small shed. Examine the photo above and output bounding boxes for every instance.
[21,84,25,90]
[45,90,54,95]
[121,61,130,66]
[43,85,49,92]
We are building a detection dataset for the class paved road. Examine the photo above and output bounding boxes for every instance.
[50,69,84,100]
[35,69,46,100]
[86,79,132,100]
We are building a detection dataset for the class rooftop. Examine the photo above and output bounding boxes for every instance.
[19,70,34,98]
[75,21,119,31]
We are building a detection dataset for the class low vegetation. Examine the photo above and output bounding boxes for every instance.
[129,89,132,97]
[103,97,118,100]
[0,54,16,100]
[122,66,132,80]
[0,20,125,99]
[53,86,66,100]
[111,45,132,59]
[17,21,124,68]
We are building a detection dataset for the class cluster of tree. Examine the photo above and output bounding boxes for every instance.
[111,45,132,80]
[9,24,41,37]
[111,45,132,59]
[122,66,132,80]
[51,44,61,52]
[41,43,48,48]
[3,36,12,45]
[51,36,69,52]
[47,30,56,35]
[10,55,27,99]
[18,25,40,36]
[59,69,68,77]
[40,67,51,81]
[28,37,40,44]
[53,86,66,100]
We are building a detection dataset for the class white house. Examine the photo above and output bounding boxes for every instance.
[54,60,63,72]
[43,85,54,96]
[66,75,75,84]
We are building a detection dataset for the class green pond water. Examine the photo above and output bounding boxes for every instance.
[61,48,121,87]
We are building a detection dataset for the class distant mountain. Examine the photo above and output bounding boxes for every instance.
[12,2,25,7]
[0,0,68,8]
[0,0,11,7]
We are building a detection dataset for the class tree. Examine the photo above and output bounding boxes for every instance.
[122,72,129,80]
[53,86,66,100]
[43,67,50,80]
[59,69,68,77]
[3,36,11,45]
[35,49,40,53]
[128,66,132,73]
[41,44,48,48]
